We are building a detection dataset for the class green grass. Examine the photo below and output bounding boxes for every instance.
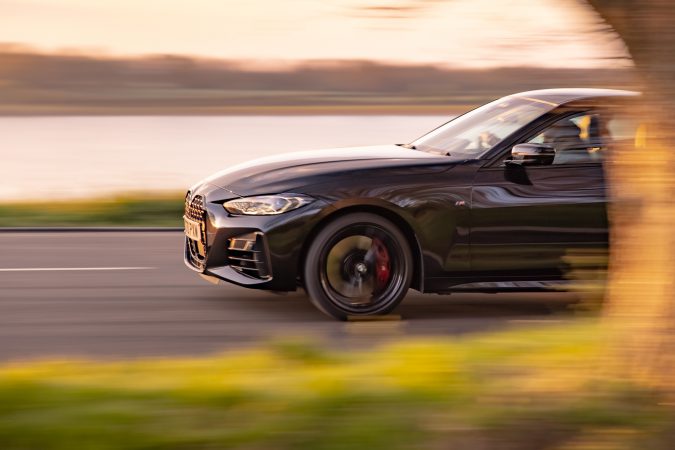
[0,193,184,227]
[0,323,672,449]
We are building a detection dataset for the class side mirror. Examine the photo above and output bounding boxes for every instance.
[508,143,555,166]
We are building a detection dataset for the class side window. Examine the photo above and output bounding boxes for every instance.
[528,112,607,165]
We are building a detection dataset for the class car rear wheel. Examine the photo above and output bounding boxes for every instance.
[303,213,413,320]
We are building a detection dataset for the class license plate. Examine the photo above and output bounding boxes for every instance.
[183,216,202,241]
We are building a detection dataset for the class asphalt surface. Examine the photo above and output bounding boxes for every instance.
[0,231,579,361]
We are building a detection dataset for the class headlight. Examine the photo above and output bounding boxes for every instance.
[223,194,313,216]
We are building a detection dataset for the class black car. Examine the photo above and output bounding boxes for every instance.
[184,88,639,320]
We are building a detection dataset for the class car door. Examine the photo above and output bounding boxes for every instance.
[469,111,609,279]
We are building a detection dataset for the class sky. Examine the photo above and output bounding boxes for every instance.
[0,0,629,68]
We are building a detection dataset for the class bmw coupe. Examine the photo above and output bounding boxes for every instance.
[184,88,638,320]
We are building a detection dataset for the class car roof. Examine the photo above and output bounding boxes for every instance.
[512,88,640,106]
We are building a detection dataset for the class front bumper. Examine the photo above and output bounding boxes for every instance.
[183,185,330,291]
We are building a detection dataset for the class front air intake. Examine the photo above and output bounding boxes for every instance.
[227,232,271,280]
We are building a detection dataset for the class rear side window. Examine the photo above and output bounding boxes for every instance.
[607,115,640,143]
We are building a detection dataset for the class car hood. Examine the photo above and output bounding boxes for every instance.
[197,145,456,197]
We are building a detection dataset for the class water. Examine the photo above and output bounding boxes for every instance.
[0,115,447,201]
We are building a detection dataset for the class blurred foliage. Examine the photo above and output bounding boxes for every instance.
[0,193,184,227]
[0,45,636,115]
[562,249,609,312]
[0,323,672,449]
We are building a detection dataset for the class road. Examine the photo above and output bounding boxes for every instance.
[0,231,578,361]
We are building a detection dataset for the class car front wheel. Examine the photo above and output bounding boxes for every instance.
[303,213,413,320]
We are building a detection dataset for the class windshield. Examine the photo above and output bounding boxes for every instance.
[410,96,557,158]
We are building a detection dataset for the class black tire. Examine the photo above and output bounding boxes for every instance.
[303,213,413,320]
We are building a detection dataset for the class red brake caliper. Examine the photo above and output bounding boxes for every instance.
[372,238,391,290]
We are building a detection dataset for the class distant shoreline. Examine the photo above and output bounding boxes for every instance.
[1,49,637,118]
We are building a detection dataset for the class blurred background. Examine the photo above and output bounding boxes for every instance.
[2,1,674,449]
[1,0,634,207]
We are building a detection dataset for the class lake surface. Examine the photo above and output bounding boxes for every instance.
[0,115,448,201]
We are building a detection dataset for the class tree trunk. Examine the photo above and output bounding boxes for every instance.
[586,0,675,388]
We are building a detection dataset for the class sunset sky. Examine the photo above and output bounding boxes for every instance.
[0,0,628,67]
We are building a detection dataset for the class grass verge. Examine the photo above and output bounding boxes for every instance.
[0,322,672,449]
[0,193,184,227]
